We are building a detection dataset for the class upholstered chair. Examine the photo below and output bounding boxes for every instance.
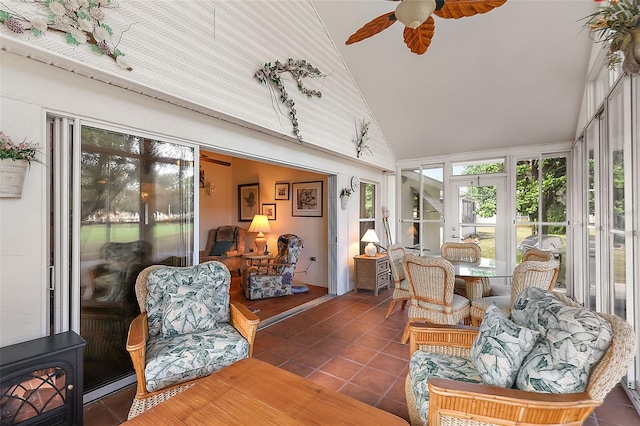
[469,259,559,326]
[199,226,247,275]
[385,244,411,319]
[242,234,304,300]
[441,242,489,300]
[126,261,259,417]
[405,287,636,426]
[400,254,470,344]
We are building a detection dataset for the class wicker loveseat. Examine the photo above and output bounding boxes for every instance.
[405,287,637,426]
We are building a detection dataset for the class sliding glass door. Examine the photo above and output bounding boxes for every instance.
[78,126,195,392]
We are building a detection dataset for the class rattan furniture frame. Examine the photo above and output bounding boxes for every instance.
[385,244,411,319]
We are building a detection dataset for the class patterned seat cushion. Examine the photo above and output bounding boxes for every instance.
[410,351,482,425]
[470,305,539,388]
[511,287,613,394]
[146,262,231,338]
[144,323,249,392]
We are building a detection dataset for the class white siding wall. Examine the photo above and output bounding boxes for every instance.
[0,1,389,346]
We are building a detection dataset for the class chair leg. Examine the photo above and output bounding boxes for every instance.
[401,299,408,310]
[385,300,398,319]
[401,320,411,344]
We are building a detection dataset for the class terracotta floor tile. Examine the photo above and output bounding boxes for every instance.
[339,343,380,365]
[312,336,351,356]
[102,384,136,422]
[254,332,288,350]
[293,347,334,369]
[320,357,365,381]
[267,339,307,358]
[254,350,288,366]
[83,401,122,426]
[330,325,368,342]
[376,397,410,423]
[365,325,402,341]
[368,353,408,377]
[339,382,382,407]
[305,322,336,337]
[306,370,347,392]
[595,400,640,424]
[355,333,391,351]
[279,360,315,378]
[384,377,408,403]
[288,330,326,347]
[381,340,410,360]
[350,366,397,395]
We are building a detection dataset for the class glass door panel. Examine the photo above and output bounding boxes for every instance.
[78,126,194,392]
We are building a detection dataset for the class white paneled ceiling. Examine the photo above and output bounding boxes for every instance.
[312,0,599,160]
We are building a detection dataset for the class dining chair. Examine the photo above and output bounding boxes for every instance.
[384,244,411,319]
[400,254,470,344]
[491,248,556,297]
[469,259,560,326]
[440,242,489,300]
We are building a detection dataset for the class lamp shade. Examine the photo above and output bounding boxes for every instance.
[248,215,271,254]
[248,215,271,234]
[361,229,380,257]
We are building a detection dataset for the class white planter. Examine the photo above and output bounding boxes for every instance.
[340,195,349,210]
[0,159,28,198]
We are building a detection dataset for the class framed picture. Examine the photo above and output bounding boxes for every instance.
[238,183,260,221]
[292,181,323,217]
[274,182,290,200]
[262,203,276,220]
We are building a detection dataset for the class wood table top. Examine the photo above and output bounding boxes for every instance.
[123,358,408,425]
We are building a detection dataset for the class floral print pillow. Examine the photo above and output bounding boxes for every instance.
[511,287,612,394]
[470,304,539,388]
[161,285,218,337]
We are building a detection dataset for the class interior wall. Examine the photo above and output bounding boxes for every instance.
[198,152,234,243]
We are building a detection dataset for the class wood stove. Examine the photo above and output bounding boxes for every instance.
[0,331,85,425]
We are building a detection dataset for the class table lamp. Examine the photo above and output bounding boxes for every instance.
[248,214,271,254]
[361,229,380,257]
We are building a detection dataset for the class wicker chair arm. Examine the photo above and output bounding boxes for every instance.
[409,323,478,355]
[230,301,259,357]
[427,378,599,426]
[126,313,149,398]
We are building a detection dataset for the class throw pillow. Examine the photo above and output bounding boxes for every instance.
[512,287,613,394]
[161,286,217,337]
[470,304,539,388]
[210,241,234,256]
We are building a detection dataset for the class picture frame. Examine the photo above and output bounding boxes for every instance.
[292,181,323,217]
[274,182,290,200]
[238,183,260,221]
[262,203,276,220]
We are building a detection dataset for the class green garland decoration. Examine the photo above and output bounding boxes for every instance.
[255,58,324,143]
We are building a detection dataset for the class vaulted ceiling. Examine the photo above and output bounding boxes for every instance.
[312,0,599,161]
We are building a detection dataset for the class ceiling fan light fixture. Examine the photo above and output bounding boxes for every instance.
[395,0,437,29]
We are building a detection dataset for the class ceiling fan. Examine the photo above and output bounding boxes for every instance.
[345,0,508,55]
[200,153,231,167]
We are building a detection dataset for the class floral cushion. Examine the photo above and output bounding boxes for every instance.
[147,262,231,338]
[511,287,613,394]
[144,323,249,392]
[162,286,218,337]
[410,350,482,425]
[470,305,539,388]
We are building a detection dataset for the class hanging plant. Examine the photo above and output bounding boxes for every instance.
[0,0,132,70]
[584,0,640,73]
[254,58,324,143]
[354,119,371,158]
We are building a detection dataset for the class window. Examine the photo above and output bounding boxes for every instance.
[359,182,376,254]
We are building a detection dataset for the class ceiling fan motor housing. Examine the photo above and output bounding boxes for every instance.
[395,0,437,29]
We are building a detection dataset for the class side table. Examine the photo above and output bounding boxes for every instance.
[354,253,390,296]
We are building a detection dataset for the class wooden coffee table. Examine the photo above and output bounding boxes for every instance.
[123,358,408,425]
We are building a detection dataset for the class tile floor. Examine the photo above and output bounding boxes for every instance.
[84,288,640,425]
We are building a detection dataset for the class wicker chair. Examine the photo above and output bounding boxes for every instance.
[441,242,489,301]
[384,244,411,319]
[469,259,559,326]
[400,255,470,344]
[405,291,637,426]
[126,262,259,417]
[523,248,555,262]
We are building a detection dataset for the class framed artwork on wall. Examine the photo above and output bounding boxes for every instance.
[292,181,323,217]
[262,204,276,220]
[275,182,290,200]
[238,183,259,221]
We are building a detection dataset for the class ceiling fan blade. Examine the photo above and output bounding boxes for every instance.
[200,156,231,167]
[403,16,435,55]
[346,12,397,45]
[435,0,507,19]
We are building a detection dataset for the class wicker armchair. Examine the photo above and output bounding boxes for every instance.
[400,255,470,344]
[441,242,489,300]
[470,259,559,326]
[384,244,411,319]
[522,248,555,262]
[126,262,259,413]
[405,291,637,426]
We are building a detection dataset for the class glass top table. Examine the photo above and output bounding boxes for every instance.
[447,258,512,279]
